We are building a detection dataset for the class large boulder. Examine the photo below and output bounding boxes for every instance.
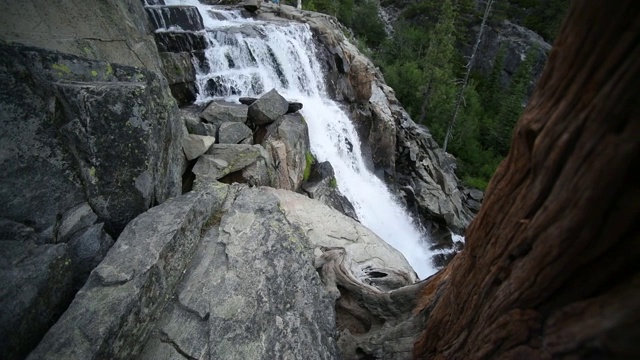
[0,242,73,360]
[192,144,273,186]
[260,113,311,191]
[0,45,184,235]
[247,88,289,126]
[29,183,414,359]
[201,101,248,125]
[66,223,114,290]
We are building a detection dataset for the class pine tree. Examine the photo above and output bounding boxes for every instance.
[418,0,458,143]
[493,47,536,155]
[443,0,495,152]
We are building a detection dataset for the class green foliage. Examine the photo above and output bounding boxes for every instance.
[329,177,338,188]
[303,151,314,181]
[306,0,550,189]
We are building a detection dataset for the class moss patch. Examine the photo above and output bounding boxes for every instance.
[303,151,314,181]
[329,176,337,188]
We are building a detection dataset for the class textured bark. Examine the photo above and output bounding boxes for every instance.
[413,1,640,358]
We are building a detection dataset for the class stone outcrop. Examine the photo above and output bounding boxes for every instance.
[29,183,415,359]
[0,44,183,237]
[144,4,206,106]
[0,0,164,74]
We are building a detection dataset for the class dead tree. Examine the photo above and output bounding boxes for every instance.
[443,0,494,152]
[320,1,640,358]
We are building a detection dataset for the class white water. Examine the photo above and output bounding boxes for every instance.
[164,0,437,278]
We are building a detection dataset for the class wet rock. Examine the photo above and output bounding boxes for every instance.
[247,88,289,125]
[183,134,216,160]
[301,161,358,220]
[0,241,73,360]
[217,121,253,144]
[243,0,260,12]
[287,101,303,113]
[154,32,207,53]
[145,6,204,32]
[159,52,197,106]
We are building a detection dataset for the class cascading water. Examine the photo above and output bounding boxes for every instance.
[164,0,437,278]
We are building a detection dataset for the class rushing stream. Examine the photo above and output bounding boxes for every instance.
[161,0,437,278]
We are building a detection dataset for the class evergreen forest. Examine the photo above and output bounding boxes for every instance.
[300,0,568,189]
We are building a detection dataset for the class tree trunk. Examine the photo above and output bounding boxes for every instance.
[414,1,640,358]
[320,1,640,359]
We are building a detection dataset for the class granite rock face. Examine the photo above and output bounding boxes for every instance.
[29,183,415,360]
[0,44,183,236]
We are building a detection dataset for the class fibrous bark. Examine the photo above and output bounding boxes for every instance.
[414,1,640,358]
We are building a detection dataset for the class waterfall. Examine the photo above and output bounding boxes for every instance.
[163,0,437,278]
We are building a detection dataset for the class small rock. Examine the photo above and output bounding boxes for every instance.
[469,188,484,202]
[238,97,257,106]
[248,88,289,126]
[287,102,303,113]
[183,134,216,160]
[56,202,98,243]
[217,121,253,144]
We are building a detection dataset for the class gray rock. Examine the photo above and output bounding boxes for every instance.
[0,218,45,243]
[28,183,230,360]
[183,134,216,160]
[144,6,204,32]
[193,145,270,185]
[238,96,257,105]
[466,198,482,212]
[302,161,358,220]
[287,101,304,113]
[67,223,114,289]
[261,113,310,191]
[0,45,183,235]
[55,202,98,243]
[182,107,217,136]
[159,52,197,106]
[201,101,248,125]
[248,88,289,125]
[154,32,207,53]
[0,0,165,74]
[217,121,253,144]
[243,0,260,12]
[28,182,416,360]
[0,241,73,360]
[469,188,484,202]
